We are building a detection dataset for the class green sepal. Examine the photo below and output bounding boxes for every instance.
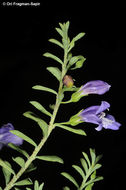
[43,52,63,65]
[14,178,32,186]
[36,155,64,164]
[47,67,62,81]
[10,130,37,147]
[68,110,83,126]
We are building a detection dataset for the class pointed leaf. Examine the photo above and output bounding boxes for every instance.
[30,101,52,117]
[36,155,64,164]
[23,111,48,137]
[43,52,63,65]
[49,38,63,48]
[14,178,32,186]
[26,188,31,190]
[82,152,91,168]
[12,157,25,168]
[25,163,37,174]
[2,161,12,185]
[47,67,61,81]
[95,154,102,164]
[90,149,96,165]
[80,158,88,174]
[85,176,103,187]
[0,187,2,190]
[55,27,63,37]
[34,180,39,190]
[10,130,37,147]
[72,165,85,178]
[63,187,70,190]
[85,183,94,190]
[32,85,57,95]
[61,172,79,188]
[73,32,85,42]
[0,159,15,175]
[91,164,102,173]
[55,124,86,136]
[39,183,44,190]
[8,143,29,158]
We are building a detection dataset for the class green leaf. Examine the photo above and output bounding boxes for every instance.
[23,111,48,137]
[14,188,21,190]
[61,172,79,188]
[70,56,86,70]
[25,163,37,174]
[14,178,32,186]
[43,52,63,65]
[32,85,57,95]
[10,130,37,147]
[2,161,12,185]
[63,187,70,190]
[12,157,25,168]
[39,182,44,190]
[73,32,85,42]
[49,38,63,48]
[26,188,31,190]
[90,149,96,165]
[72,165,85,178]
[85,183,94,190]
[36,155,64,164]
[85,176,103,187]
[55,27,63,37]
[95,154,102,164]
[55,124,86,136]
[34,180,39,190]
[0,159,15,175]
[0,187,2,190]
[82,152,91,168]
[30,101,52,117]
[47,67,61,81]
[8,143,29,158]
[91,164,102,173]
[80,158,88,174]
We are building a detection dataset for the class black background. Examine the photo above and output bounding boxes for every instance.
[0,1,125,190]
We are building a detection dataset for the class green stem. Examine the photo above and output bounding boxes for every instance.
[4,47,68,190]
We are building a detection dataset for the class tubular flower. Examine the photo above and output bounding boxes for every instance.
[0,123,23,150]
[71,80,111,102]
[79,101,121,131]
[79,80,111,95]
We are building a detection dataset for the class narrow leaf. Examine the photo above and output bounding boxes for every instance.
[0,159,15,175]
[10,130,37,147]
[8,143,29,158]
[73,32,85,42]
[32,85,57,95]
[23,111,48,137]
[34,180,39,190]
[36,155,64,164]
[55,124,86,136]
[12,157,25,168]
[43,52,63,65]
[0,187,2,190]
[63,187,70,190]
[85,183,94,190]
[85,176,103,187]
[14,178,32,186]
[72,165,85,178]
[30,101,52,117]
[25,163,37,174]
[26,188,31,190]
[39,182,44,190]
[49,38,63,48]
[2,161,12,185]
[80,158,88,174]
[61,172,79,188]
[95,154,102,164]
[47,67,61,81]
[90,149,96,165]
[82,152,91,168]
[91,164,102,173]
[55,27,63,37]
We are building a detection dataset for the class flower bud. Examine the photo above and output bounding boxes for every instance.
[63,75,74,88]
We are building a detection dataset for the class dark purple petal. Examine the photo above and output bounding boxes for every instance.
[80,80,111,95]
[96,101,110,115]
[0,123,23,150]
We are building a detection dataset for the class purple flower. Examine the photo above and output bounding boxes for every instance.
[0,123,23,150]
[79,80,111,95]
[79,101,121,131]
